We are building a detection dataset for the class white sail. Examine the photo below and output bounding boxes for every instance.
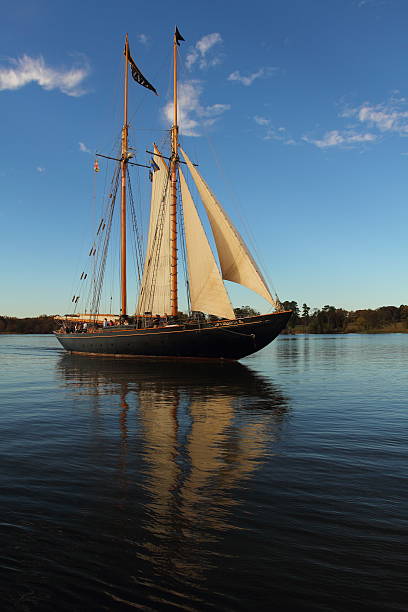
[136,145,172,315]
[179,168,235,320]
[180,147,277,308]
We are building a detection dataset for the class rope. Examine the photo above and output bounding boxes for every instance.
[216,327,256,339]
[219,327,257,349]
[127,168,144,286]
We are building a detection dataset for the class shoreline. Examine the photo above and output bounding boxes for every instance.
[1,330,407,336]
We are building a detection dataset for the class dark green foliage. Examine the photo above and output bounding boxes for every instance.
[283,303,408,334]
[0,316,58,334]
[234,306,260,317]
[307,305,348,333]
[302,303,310,319]
[281,301,300,328]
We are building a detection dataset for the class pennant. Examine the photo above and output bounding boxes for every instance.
[175,27,185,46]
[93,159,100,172]
[151,159,160,172]
[126,45,158,95]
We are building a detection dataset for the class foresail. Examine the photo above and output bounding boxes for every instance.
[136,145,172,315]
[180,147,277,308]
[179,169,235,320]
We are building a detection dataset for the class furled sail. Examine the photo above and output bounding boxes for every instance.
[136,145,172,315]
[180,147,277,308]
[179,168,235,320]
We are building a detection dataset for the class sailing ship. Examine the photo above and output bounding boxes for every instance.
[54,29,291,360]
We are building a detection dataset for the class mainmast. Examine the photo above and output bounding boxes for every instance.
[120,34,129,317]
[170,29,179,318]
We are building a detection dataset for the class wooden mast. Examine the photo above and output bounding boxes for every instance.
[120,34,129,317]
[170,29,178,317]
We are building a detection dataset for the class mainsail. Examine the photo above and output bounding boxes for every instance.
[179,168,235,320]
[180,147,277,309]
[137,145,172,315]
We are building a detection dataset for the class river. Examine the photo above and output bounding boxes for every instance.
[0,334,406,611]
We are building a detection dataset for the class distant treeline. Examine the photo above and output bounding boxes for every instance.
[1,304,408,334]
[281,301,408,334]
[0,315,57,334]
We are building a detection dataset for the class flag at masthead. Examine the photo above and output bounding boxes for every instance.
[175,27,185,45]
[125,44,158,95]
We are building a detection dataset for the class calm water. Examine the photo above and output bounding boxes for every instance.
[0,334,407,611]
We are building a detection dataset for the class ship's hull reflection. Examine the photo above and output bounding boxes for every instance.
[57,355,289,580]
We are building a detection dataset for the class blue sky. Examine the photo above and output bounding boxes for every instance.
[1,0,407,317]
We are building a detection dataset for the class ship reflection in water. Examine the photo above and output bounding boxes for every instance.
[57,356,288,588]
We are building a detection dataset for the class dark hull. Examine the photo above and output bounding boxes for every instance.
[55,311,291,360]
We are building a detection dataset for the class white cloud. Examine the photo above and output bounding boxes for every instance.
[186,33,222,70]
[79,141,91,154]
[266,126,295,144]
[254,115,270,126]
[357,0,380,7]
[36,166,45,173]
[343,99,408,134]
[228,67,277,86]
[302,95,408,150]
[196,33,221,56]
[334,91,408,136]
[137,34,149,45]
[186,49,199,70]
[253,117,295,144]
[303,130,376,148]
[0,54,90,97]
[163,80,230,136]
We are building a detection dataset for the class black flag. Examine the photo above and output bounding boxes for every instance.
[175,27,185,46]
[126,46,158,95]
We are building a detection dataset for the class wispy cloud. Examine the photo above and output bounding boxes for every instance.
[304,94,408,149]
[163,80,230,136]
[254,115,270,127]
[266,127,296,145]
[253,116,295,144]
[228,67,277,86]
[186,33,223,70]
[356,0,385,8]
[137,34,149,46]
[303,130,376,148]
[0,54,90,97]
[36,166,45,173]
[79,141,91,154]
[341,96,408,134]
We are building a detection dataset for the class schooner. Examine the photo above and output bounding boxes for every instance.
[55,29,291,359]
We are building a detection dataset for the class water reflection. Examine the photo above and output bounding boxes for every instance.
[276,334,343,371]
[57,356,289,580]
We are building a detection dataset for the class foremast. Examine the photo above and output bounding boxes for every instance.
[170,29,179,318]
[121,34,130,317]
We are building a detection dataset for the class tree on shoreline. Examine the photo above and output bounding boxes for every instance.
[0,316,57,334]
[281,302,408,334]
